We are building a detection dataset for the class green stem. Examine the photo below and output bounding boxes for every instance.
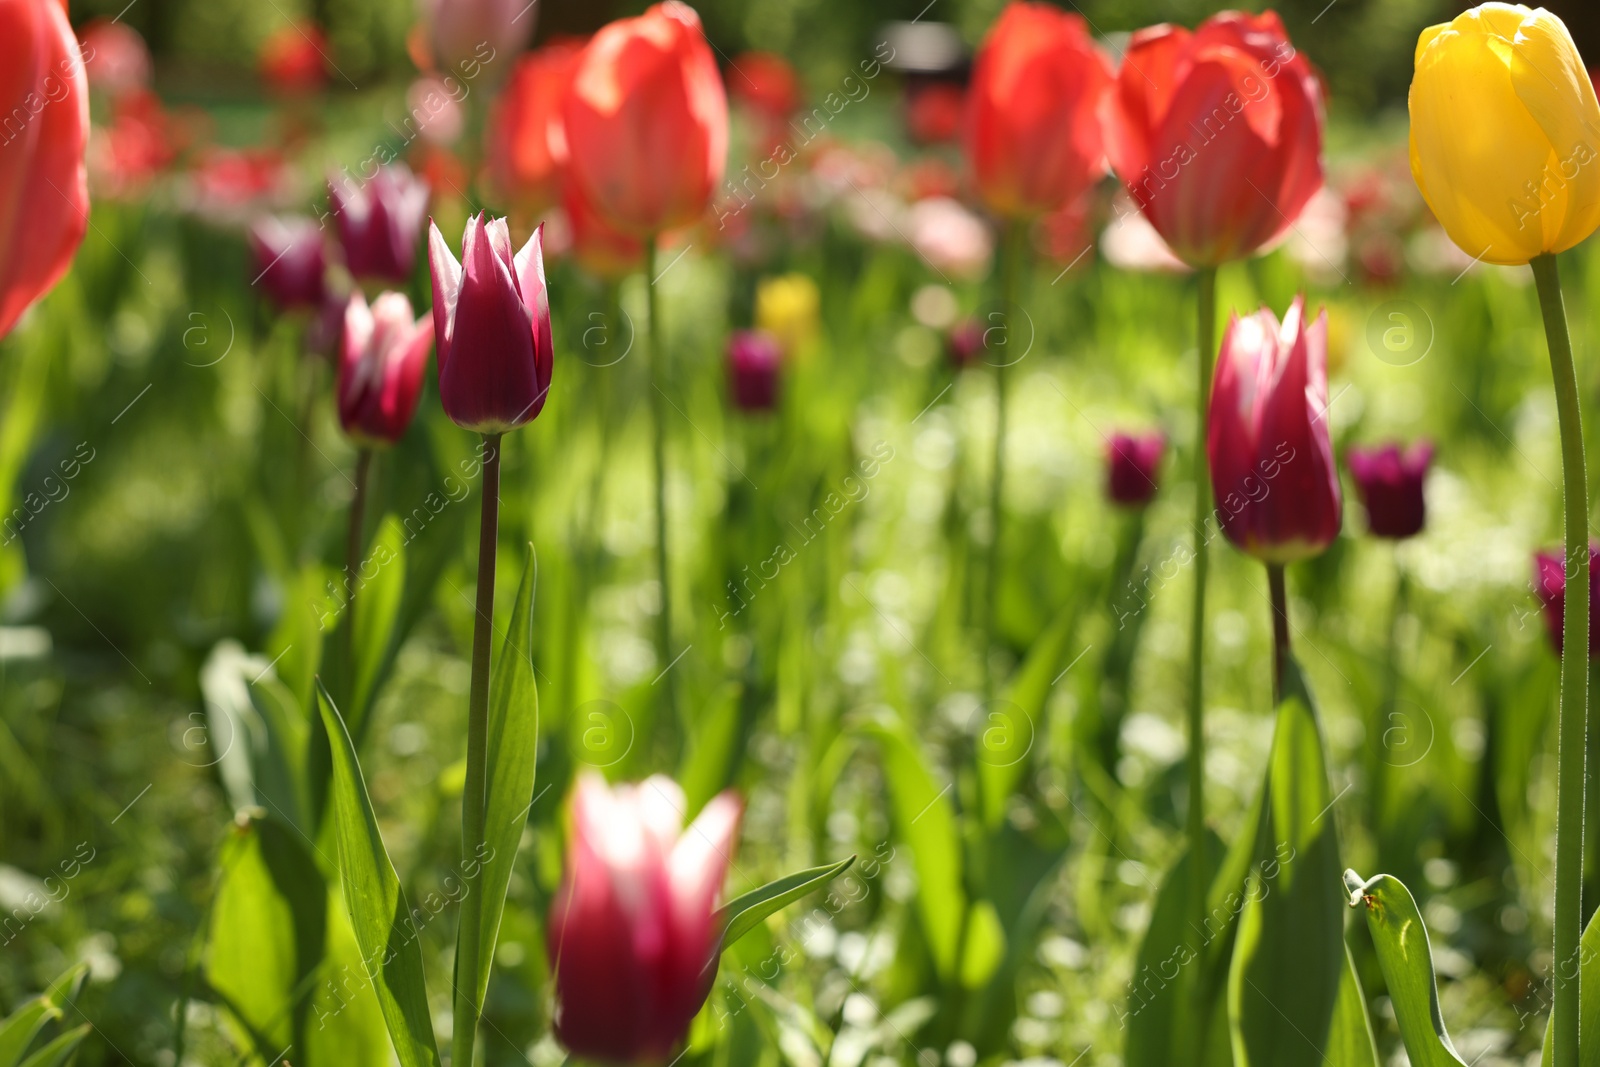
[452,433,501,1067]
[1532,251,1588,1067]
[1267,563,1289,704]
[1187,266,1217,943]
[342,447,373,698]
[645,240,678,727]
[984,222,1025,700]
[1370,567,1407,830]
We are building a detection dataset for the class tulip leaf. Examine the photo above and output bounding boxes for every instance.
[15,1026,89,1067]
[716,856,857,950]
[977,601,1077,829]
[462,545,540,1011]
[1228,657,1373,1066]
[1345,870,1468,1066]
[0,969,87,1067]
[348,514,407,745]
[316,682,442,1067]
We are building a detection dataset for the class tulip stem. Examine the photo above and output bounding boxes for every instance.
[645,239,678,728]
[1266,563,1289,703]
[342,447,373,701]
[453,432,501,1067]
[1187,266,1217,946]
[983,221,1025,700]
[1532,251,1589,1067]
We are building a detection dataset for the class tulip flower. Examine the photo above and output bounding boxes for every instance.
[0,0,90,341]
[1207,296,1341,564]
[487,40,586,215]
[754,273,819,358]
[1534,545,1600,659]
[258,20,329,94]
[1107,432,1165,508]
[79,19,152,99]
[727,51,800,124]
[562,2,728,236]
[1410,6,1600,266]
[548,775,742,1064]
[905,80,966,146]
[1102,11,1324,267]
[1347,441,1433,539]
[947,318,988,369]
[726,329,781,412]
[428,215,554,434]
[964,3,1113,219]
[338,292,434,446]
[564,178,645,281]
[414,0,533,79]
[247,215,328,310]
[329,163,430,284]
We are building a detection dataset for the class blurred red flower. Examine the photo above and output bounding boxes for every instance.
[79,18,151,98]
[487,39,586,216]
[904,80,964,145]
[259,21,329,94]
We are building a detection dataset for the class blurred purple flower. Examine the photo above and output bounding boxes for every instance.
[726,329,781,412]
[1534,544,1600,659]
[1347,441,1432,539]
[1107,431,1164,508]
[329,163,430,283]
[247,215,327,310]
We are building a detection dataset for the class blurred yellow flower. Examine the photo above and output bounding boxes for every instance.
[1409,4,1600,266]
[755,273,820,357]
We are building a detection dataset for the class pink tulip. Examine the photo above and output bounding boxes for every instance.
[1347,441,1432,540]
[329,163,430,283]
[247,215,328,310]
[0,0,90,341]
[338,291,433,446]
[726,329,781,412]
[414,0,533,78]
[1107,431,1165,508]
[548,775,742,1064]
[1534,545,1600,660]
[79,18,152,98]
[1207,295,1341,562]
[428,215,553,434]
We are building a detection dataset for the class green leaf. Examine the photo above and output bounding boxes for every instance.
[316,682,442,1067]
[977,602,1076,828]
[1345,870,1467,1066]
[715,856,856,949]
[348,514,407,743]
[303,888,396,1067]
[679,682,747,817]
[0,1000,57,1067]
[1228,658,1371,1066]
[463,545,541,1010]
[1581,902,1600,1067]
[16,1026,88,1067]
[856,715,966,981]
[207,813,326,1057]
[1329,946,1381,1067]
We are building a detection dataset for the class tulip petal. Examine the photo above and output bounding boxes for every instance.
[1503,11,1600,254]
[427,220,463,369]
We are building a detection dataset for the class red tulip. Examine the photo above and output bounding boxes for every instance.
[905,80,965,146]
[562,2,728,236]
[338,291,433,446]
[548,775,742,1064]
[259,20,329,94]
[964,3,1112,218]
[329,163,430,283]
[564,179,644,281]
[1102,11,1324,266]
[247,215,328,310]
[727,51,799,122]
[429,215,554,434]
[1207,296,1341,562]
[1535,545,1600,659]
[487,39,586,214]
[726,329,781,412]
[1107,431,1165,508]
[1347,441,1432,539]
[0,0,90,340]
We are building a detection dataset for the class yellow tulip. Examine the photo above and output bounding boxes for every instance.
[755,273,820,358]
[1409,3,1600,265]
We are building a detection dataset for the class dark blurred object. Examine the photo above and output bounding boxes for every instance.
[1348,441,1432,539]
[726,329,783,412]
[1106,432,1165,508]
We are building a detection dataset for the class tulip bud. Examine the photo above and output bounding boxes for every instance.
[1207,296,1341,563]
[248,216,328,310]
[964,3,1113,219]
[429,215,554,434]
[414,0,533,80]
[338,292,434,446]
[754,273,819,358]
[0,0,89,341]
[329,164,430,284]
[1534,544,1600,659]
[258,20,329,95]
[726,329,781,412]
[1347,441,1432,539]
[548,775,742,1064]
[1103,12,1324,266]
[1107,432,1165,508]
[1409,6,1600,266]
[562,2,728,236]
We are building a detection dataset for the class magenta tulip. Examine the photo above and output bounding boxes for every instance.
[338,291,433,446]
[429,215,554,434]
[1535,545,1600,660]
[726,329,781,412]
[329,163,430,283]
[548,775,742,1064]
[1207,296,1341,562]
[1107,431,1165,508]
[1347,441,1432,540]
[247,215,328,310]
